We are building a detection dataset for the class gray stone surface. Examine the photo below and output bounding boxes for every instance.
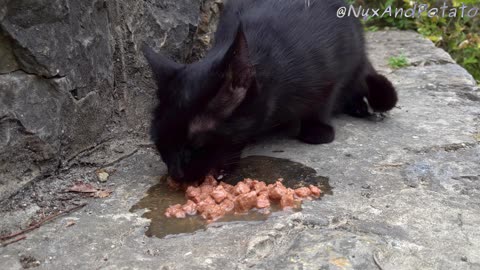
[187,0,223,62]
[1,30,479,269]
[0,0,203,201]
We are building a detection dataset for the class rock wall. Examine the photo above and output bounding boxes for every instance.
[0,0,220,201]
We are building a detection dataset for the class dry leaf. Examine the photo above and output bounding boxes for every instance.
[94,190,112,198]
[69,181,112,199]
[66,220,76,227]
[68,181,98,193]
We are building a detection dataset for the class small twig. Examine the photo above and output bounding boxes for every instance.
[101,149,139,168]
[1,235,26,247]
[136,143,155,149]
[0,203,87,241]
[374,163,404,168]
[373,252,384,270]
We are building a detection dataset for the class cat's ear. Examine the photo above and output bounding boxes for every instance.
[224,23,255,90]
[189,25,256,136]
[208,24,255,115]
[142,45,182,93]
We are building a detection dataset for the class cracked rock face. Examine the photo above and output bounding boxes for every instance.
[0,0,203,201]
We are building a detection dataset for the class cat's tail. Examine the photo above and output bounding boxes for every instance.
[364,64,398,112]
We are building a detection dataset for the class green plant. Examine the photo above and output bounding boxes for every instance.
[355,0,480,83]
[415,3,480,83]
[388,54,410,69]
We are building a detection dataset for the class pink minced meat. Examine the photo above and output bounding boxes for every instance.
[165,176,323,222]
[234,191,258,213]
[165,204,186,218]
[182,200,197,216]
[268,181,287,200]
[234,181,251,195]
[309,185,322,197]
[211,185,228,203]
[294,187,312,198]
[256,192,271,209]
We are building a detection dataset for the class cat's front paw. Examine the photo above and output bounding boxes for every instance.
[298,123,335,144]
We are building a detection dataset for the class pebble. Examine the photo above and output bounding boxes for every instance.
[274,223,286,230]
[97,171,110,182]
[426,83,437,90]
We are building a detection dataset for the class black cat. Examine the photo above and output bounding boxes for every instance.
[143,0,397,183]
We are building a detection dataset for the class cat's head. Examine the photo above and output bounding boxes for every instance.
[143,26,257,183]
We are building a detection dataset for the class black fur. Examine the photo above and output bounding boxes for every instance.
[143,0,398,183]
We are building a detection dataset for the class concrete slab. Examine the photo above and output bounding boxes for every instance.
[1,31,479,270]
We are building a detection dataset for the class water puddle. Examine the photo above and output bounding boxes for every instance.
[130,155,332,238]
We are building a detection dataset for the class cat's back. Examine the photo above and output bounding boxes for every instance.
[214,0,364,79]
[215,0,360,48]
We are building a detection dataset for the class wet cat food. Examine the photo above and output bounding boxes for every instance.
[164,176,322,222]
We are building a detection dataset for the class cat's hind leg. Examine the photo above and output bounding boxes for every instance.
[342,60,398,117]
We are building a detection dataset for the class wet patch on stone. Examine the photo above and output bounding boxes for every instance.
[130,155,331,238]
